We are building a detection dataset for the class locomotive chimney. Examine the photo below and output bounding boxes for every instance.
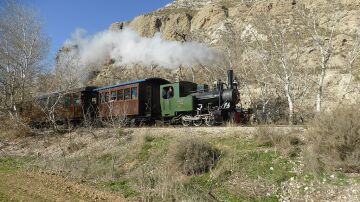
[227,69,234,89]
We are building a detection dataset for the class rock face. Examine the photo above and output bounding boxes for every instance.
[109,0,360,50]
[106,0,360,76]
[190,4,228,31]
[100,0,360,111]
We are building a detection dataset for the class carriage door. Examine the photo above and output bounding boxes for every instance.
[145,85,152,115]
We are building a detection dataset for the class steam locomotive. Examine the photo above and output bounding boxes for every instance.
[32,70,251,126]
[160,70,243,126]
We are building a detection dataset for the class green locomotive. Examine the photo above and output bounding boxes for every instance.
[160,70,247,126]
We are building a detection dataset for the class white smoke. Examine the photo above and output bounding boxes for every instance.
[64,28,223,68]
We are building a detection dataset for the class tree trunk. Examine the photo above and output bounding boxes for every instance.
[284,79,294,125]
[316,59,326,112]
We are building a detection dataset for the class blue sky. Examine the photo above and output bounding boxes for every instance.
[25,0,173,63]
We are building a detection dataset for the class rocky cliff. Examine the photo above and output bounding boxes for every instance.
[92,0,360,117]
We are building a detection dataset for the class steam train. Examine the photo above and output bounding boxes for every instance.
[31,70,251,127]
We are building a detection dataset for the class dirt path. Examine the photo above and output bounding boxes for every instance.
[0,171,126,202]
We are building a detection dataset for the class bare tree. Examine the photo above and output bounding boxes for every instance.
[36,47,88,131]
[54,48,86,90]
[249,15,311,124]
[296,6,338,112]
[0,1,49,127]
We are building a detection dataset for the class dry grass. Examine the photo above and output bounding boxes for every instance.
[305,105,360,173]
[254,127,303,158]
[173,138,220,175]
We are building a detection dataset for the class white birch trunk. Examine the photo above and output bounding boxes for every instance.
[316,53,327,112]
[284,77,294,125]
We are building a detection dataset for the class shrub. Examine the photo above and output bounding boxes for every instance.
[174,138,220,175]
[254,127,303,158]
[67,142,86,153]
[306,105,360,173]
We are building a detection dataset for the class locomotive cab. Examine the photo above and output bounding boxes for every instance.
[160,81,197,117]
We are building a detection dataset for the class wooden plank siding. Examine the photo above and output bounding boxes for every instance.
[94,78,170,120]
[97,83,140,117]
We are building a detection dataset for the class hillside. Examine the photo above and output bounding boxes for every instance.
[1,126,360,201]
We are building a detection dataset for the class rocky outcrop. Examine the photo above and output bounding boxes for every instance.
[190,4,229,31]
[100,0,360,109]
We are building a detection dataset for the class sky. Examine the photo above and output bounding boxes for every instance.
[25,0,173,64]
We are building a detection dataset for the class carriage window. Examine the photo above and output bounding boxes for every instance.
[104,92,109,102]
[117,89,124,100]
[124,88,131,100]
[111,91,117,101]
[131,87,138,99]
[162,86,174,99]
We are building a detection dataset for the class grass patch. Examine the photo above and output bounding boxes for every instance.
[240,151,294,183]
[216,188,243,202]
[255,195,279,202]
[103,179,139,198]
[97,153,114,163]
[254,127,303,158]
[213,137,257,150]
[0,156,32,173]
[217,188,279,202]
[0,192,16,202]
[188,173,214,189]
[138,135,167,161]
[214,137,294,184]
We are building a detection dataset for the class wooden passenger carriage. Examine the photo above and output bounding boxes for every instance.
[30,86,97,126]
[94,78,169,123]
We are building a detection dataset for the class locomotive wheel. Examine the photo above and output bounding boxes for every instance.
[182,119,191,126]
[193,117,203,127]
[181,116,192,127]
[205,116,215,126]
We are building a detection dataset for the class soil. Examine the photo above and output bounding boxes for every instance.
[0,171,126,201]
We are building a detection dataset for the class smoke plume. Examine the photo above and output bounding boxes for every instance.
[64,28,223,68]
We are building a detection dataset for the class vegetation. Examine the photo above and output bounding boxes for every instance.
[0,1,49,132]
[305,105,360,173]
[174,138,220,175]
[5,130,295,201]
[1,125,360,201]
[0,157,30,173]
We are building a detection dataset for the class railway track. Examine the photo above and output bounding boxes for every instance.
[123,124,307,130]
